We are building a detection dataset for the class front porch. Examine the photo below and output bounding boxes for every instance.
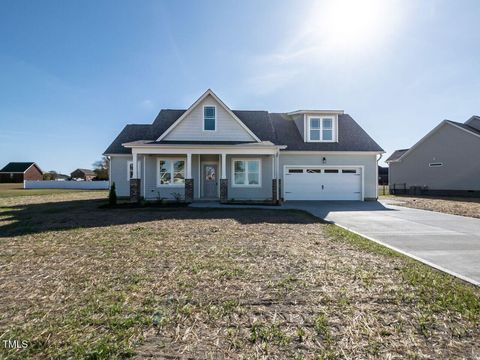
[126,143,283,204]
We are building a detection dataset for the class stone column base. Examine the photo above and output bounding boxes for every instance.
[272,179,278,204]
[220,179,228,203]
[130,178,141,203]
[185,178,194,203]
[272,179,282,205]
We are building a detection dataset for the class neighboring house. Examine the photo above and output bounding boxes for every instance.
[0,162,43,183]
[378,166,389,185]
[55,174,70,181]
[70,169,96,181]
[386,116,480,196]
[104,89,384,203]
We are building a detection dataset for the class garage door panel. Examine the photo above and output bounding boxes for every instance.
[284,167,362,201]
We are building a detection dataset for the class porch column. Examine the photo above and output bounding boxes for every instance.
[276,151,281,203]
[130,151,141,202]
[185,153,193,203]
[220,153,228,203]
[272,154,278,204]
[221,153,227,179]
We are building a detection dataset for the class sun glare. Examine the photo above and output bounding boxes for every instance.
[301,0,401,55]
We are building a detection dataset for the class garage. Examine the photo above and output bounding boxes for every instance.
[283,166,363,201]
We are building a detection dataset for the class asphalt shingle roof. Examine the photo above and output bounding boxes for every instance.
[72,169,96,175]
[0,162,36,173]
[385,149,410,162]
[104,110,384,154]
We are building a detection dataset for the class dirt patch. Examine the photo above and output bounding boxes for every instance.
[0,192,479,359]
[383,195,480,219]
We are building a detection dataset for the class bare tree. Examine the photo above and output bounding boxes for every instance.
[92,157,109,180]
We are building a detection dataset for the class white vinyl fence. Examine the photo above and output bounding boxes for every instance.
[24,180,109,190]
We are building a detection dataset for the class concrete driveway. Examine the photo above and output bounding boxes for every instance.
[283,201,480,285]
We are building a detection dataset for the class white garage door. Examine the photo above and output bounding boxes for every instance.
[284,167,363,201]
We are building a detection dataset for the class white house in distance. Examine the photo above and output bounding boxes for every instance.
[104,89,384,203]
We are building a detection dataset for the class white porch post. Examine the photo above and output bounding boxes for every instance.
[132,151,138,178]
[276,151,280,201]
[221,153,227,179]
[272,154,275,178]
[186,153,192,178]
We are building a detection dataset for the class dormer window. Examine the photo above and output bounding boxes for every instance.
[203,106,216,131]
[308,116,335,142]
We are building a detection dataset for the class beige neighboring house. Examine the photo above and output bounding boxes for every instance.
[387,116,480,196]
[104,89,384,203]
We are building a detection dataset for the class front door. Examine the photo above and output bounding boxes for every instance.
[203,164,218,198]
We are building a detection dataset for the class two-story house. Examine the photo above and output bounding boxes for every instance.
[104,89,384,203]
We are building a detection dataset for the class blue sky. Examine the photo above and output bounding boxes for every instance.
[1,0,479,173]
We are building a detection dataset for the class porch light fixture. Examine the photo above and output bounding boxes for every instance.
[322,157,327,164]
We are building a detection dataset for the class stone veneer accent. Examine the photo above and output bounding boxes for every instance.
[272,179,277,204]
[130,178,141,203]
[185,179,194,203]
[272,179,282,205]
[220,179,228,203]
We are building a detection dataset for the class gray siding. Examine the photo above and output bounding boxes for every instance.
[110,156,144,197]
[143,154,187,200]
[163,94,256,142]
[141,154,273,200]
[389,124,480,190]
[111,152,378,200]
[279,153,378,199]
[226,155,273,200]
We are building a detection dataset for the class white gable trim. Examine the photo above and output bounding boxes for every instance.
[391,120,480,163]
[157,89,261,142]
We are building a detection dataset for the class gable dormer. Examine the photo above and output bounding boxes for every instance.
[158,89,260,142]
[287,110,343,143]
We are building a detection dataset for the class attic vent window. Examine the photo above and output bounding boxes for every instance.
[203,106,216,131]
[429,162,443,167]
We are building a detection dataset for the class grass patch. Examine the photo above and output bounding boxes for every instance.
[326,225,480,322]
[0,183,100,198]
[0,192,478,358]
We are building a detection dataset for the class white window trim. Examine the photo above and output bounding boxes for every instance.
[156,158,186,187]
[231,158,262,188]
[203,105,217,132]
[307,115,336,142]
[127,160,141,181]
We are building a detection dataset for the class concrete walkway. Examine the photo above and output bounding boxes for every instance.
[192,201,480,285]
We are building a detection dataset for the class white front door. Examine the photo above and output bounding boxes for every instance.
[284,167,362,201]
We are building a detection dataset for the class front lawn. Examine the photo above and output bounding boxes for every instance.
[0,192,479,359]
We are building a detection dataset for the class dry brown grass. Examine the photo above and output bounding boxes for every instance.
[383,195,480,219]
[0,192,479,359]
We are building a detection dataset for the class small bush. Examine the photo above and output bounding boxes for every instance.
[109,182,117,205]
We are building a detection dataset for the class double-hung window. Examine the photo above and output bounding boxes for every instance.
[308,117,334,142]
[158,159,185,186]
[203,106,216,131]
[127,161,141,180]
[232,159,261,187]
